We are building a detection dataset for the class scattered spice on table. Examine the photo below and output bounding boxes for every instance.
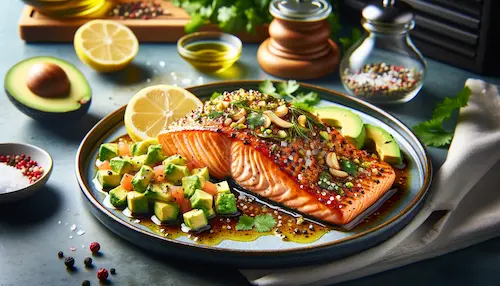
[97,268,108,281]
[110,268,116,275]
[82,280,90,286]
[343,63,422,98]
[58,251,64,258]
[89,242,100,254]
[84,257,93,267]
[109,1,169,20]
[64,257,75,268]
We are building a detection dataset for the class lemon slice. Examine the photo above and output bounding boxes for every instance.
[125,85,203,142]
[74,20,138,72]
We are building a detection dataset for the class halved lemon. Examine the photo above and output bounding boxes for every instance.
[74,20,138,72]
[124,85,203,142]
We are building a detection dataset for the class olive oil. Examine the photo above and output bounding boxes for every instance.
[180,40,241,73]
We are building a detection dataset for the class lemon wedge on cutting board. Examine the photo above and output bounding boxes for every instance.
[124,85,203,142]
[74,20,138,72]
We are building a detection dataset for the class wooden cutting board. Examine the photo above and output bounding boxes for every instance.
[19,1,269,43]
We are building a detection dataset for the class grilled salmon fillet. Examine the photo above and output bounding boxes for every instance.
[158,89,395,225]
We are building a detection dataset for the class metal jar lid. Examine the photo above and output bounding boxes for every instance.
[362,0,414,27]
[269,0,332,22]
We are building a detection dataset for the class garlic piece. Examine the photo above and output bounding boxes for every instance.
[232,108,247,120]
[326,152,340,169]
[223,118,233,126]
[264,111,293,128]
[263,114,272,128]
[274,105,289,118]
[236,116,246,124]
[329,168,348,177]
[298,115,307,128]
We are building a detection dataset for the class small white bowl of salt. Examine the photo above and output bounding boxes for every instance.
[0,143,53,203]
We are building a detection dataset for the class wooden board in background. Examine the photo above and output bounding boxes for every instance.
[19,1,269,43]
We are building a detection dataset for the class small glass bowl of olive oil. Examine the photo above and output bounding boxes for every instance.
[177,32,242,73]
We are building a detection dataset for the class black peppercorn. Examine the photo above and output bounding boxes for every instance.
[82,280,90,286]
[110,268,116,275]
[84,257,92,267]
[64,257,75,268]
[57,251,64,258]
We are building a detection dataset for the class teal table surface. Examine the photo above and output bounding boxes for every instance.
[2,1,500,285]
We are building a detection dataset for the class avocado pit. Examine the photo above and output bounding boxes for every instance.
[26,62,70,98]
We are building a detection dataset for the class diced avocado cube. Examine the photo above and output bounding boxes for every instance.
[127,191,149,214]
[183,209,208,231]
[144,144,166,165]
[164,163,190,186]
[145,182,172,202]
[182,175,202,198]
[190,189,215,218]
[215,181,231,194]
[215,193,237,215]
[131,165,154,193]
[131,155,147,172]
[131,138,159,156]
[96,170,121,188]
[162,154,187,166]
[109,186,128,208]
[98,143,118,161]
[154,201,179,223]
[110,157,133,175]
[191,167,210,184]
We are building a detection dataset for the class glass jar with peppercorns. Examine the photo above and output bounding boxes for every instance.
[339,0,426,104]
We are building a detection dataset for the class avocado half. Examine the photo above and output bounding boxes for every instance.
[4,56,91,121]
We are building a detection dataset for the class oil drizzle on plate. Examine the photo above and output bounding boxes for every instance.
[95,135,411,246]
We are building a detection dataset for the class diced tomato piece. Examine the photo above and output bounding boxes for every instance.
[98,160,111,170]
[118,141,131,156]
[202,181,218,196]
[120,174,134,191]
[170,186,184,204]
[179,198,192,214]
[154,165,165,182]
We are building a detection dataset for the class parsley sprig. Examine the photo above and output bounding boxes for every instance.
[236,214,276,232]
[412,86,472,147]
[258,80,320,111]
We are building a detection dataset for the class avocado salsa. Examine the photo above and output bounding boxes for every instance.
[93,129,410,245]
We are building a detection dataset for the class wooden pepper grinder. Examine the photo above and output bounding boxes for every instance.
[257,0,340,79]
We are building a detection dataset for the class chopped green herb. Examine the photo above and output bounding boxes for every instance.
[412,86,472,147]
[340,160,357,176]
[235,213,276,232]
[258,80,320,110]
[291,91,320,110]
[253,214,276,232]
[318,171,335,191]
[247,112,265,129]
[210,92,223,100]
[207,111,224,119]
[235,215,254,231]
[277,80,300,97]
[259,80,281,98]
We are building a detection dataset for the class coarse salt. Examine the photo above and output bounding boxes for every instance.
[0,163,30,194]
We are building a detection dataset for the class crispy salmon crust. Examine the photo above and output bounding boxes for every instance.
[158,89,395,225]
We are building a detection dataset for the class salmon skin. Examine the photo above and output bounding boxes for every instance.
[158,89,395,225]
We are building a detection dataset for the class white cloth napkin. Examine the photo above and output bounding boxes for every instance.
[241,79,500,286]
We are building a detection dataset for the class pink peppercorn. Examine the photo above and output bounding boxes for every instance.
[97,268,108,281]
[89,242,100,254]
